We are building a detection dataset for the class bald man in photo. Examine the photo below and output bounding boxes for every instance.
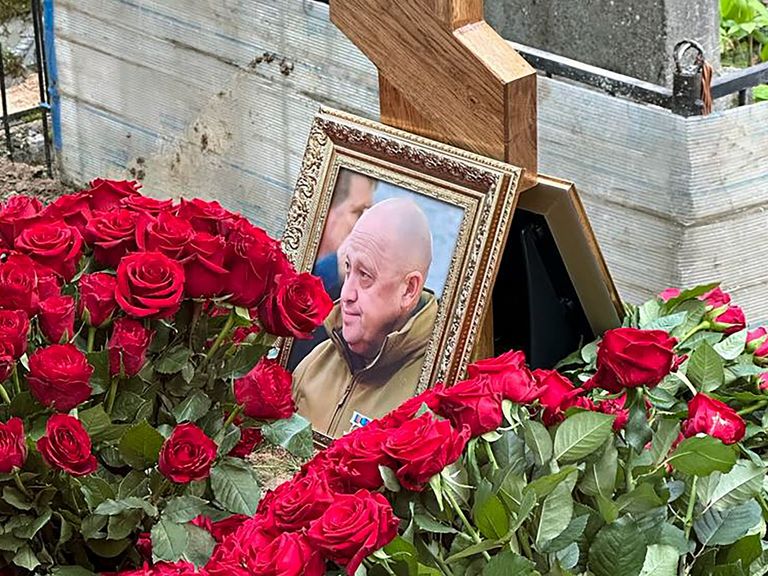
[293,198,438,437]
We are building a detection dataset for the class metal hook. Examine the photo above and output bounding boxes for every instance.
[673,40,705,75]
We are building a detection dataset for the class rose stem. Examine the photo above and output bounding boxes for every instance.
[444,486,491,561]
[676,321,710,348]
[738,400,768,416]
[13,471,31,499]
[105,377,119,415]
[11,366,20,395]
[86,326,96,353]
[223,405,242,429]
[684,475,698,539]
[484,441,499,472]
[0,383,11,405]
[203,311,236,364]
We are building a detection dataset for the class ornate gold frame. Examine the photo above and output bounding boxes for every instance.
[279,107,523,397]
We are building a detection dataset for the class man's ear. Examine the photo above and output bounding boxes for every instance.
[402,272,423,309]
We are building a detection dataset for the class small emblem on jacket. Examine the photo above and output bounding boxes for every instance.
[349,411,372,431]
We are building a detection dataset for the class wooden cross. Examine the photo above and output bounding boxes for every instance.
[330,0,538,190]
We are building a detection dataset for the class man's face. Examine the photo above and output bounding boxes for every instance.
[319,175,374,258]
[339,232,406,359]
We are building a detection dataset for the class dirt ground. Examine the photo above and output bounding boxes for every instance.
[0,156,71,202]
[6,75,39,115]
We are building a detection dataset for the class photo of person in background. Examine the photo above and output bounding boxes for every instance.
[293,198,438,437]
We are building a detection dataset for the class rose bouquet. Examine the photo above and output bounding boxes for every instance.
[195,282,768,576]
[0,179,330,574]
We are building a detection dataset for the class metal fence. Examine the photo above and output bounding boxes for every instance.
[0,0,52,175]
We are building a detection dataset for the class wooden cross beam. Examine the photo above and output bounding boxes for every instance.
[330,0,538,189]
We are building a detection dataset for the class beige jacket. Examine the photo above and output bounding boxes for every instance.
[293,292,438,437]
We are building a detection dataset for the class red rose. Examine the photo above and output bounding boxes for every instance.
[15,222,84,281]
[27,344,94,411]
[323,425,392,490]
[232,322,260,344]
[709,305,746,335]
[37,414,98,476]
[247,532,325,576]
[224,220,287,308]
[116,251,185,319]
[183,232,228,299]
[0,418,27,473]
[39,295,76,343]
[264,469,337,531]
[748,327,768,358]
[136,532,152,561]
[596,394,630,431]
[307,490,398,573]
[701,287,731,309]
[435,377,503,436]
[209,514,249,542]
[467,349,540,403]
[382,412,470,491]
[108,318,155,377]
[206,518,273,576]
[0,342,16,382]
[35,265,61,301]
[658,287,681,302]
[374,386,442,430]
[136,212,194,259]
[84,209,139,268]
[0,309,29,358]
[588,328,677,393]
[40,193,93,237]
[759,373,768,391]
[233,358,295,420]
[259,272,332,340]
[0,253,40,315]
[84,178,141,212]
[120,195,174,216]
[176,198,237,235]
[79,273,118,327]
[158,423,217,483]
[682,393,746,445]
[228,427,263,459]
[0,195,43,246]
[533,369,582,425]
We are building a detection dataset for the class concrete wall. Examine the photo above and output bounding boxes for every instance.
[54,0,768,319]
[485,0,720,85]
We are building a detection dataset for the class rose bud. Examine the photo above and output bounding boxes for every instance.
[0,195,43,246]
[708,305,746,335]
[27,344,94,412]
[0,253,40,316]
[14,222,84,282]
[84,209,139,268]
[248,532,326,576]
[37,414,98,476]
[587,327,677,393]
[83,178,141,212]
[759,373,768,391]
[658,287,681,302]
[435,377,503,436]
[258,272,333,339]
[39,295,76,343]
[116,251,185,319]
[533,369,582,426]
[233,358,295,420]
[307,490,399,574]
[0,309,29,359]
[158,423,217,484]
[382,412,470,491]
[682,393,746,445]
[78,272,118,327]
[748,327,768,358]
[0,418,27,473]
[700,287,731,309]
[135,532,152,561]
[108,318,155,377]
[182,232,228,299]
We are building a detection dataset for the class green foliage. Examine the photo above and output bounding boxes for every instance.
[720,0,768,67]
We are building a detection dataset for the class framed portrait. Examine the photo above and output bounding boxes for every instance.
[280,108,523,439]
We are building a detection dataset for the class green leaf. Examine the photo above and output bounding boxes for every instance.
[80,405,126,443]
[261,414,313,459]
[535,475,575,547]
[79,476,117,510]
[687,343,725,392]
[638,299,663,327]
[119,420,165,470]
[210,458,262,515]
[12,508,52,538]
[657,524,689,554]
[94,497,158,517]
[182,524,216,567]
[163,496,214,523]
[9,392,41,418]
[51,568,98,576]
[589,516,648,576]
[541,513,589,553]
[172,391,212,424]
[694,499,762,546]
[87,350,110,394]
[616,483,664,514]
[580,440,618,497]
[474,493,509,540]
[482,550,538,575]
[414,514,456,534]
[668,436,738,476]
[639,544,679,576]
[553,411,615,463]
[523,420,552,467]
[664,282,719,311]
[625,401,653,453]
[723,533,762,567]
[713,329,748,360]
[220,343,270,379]
[86,537,132,558]
[700,460,764,514]
[12,545,40,571]
[152,517,189,562]
[111,391,147,423]
[107,509,143,540]
[382,536,418,576]
[155,345,192,375]
[651,419,680,465]
[445,539,502,563]
[379,465,401,493]
[2,486,33,510]
[524,465,579,499]
[644,311,688,332]
[118,470,149,499]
